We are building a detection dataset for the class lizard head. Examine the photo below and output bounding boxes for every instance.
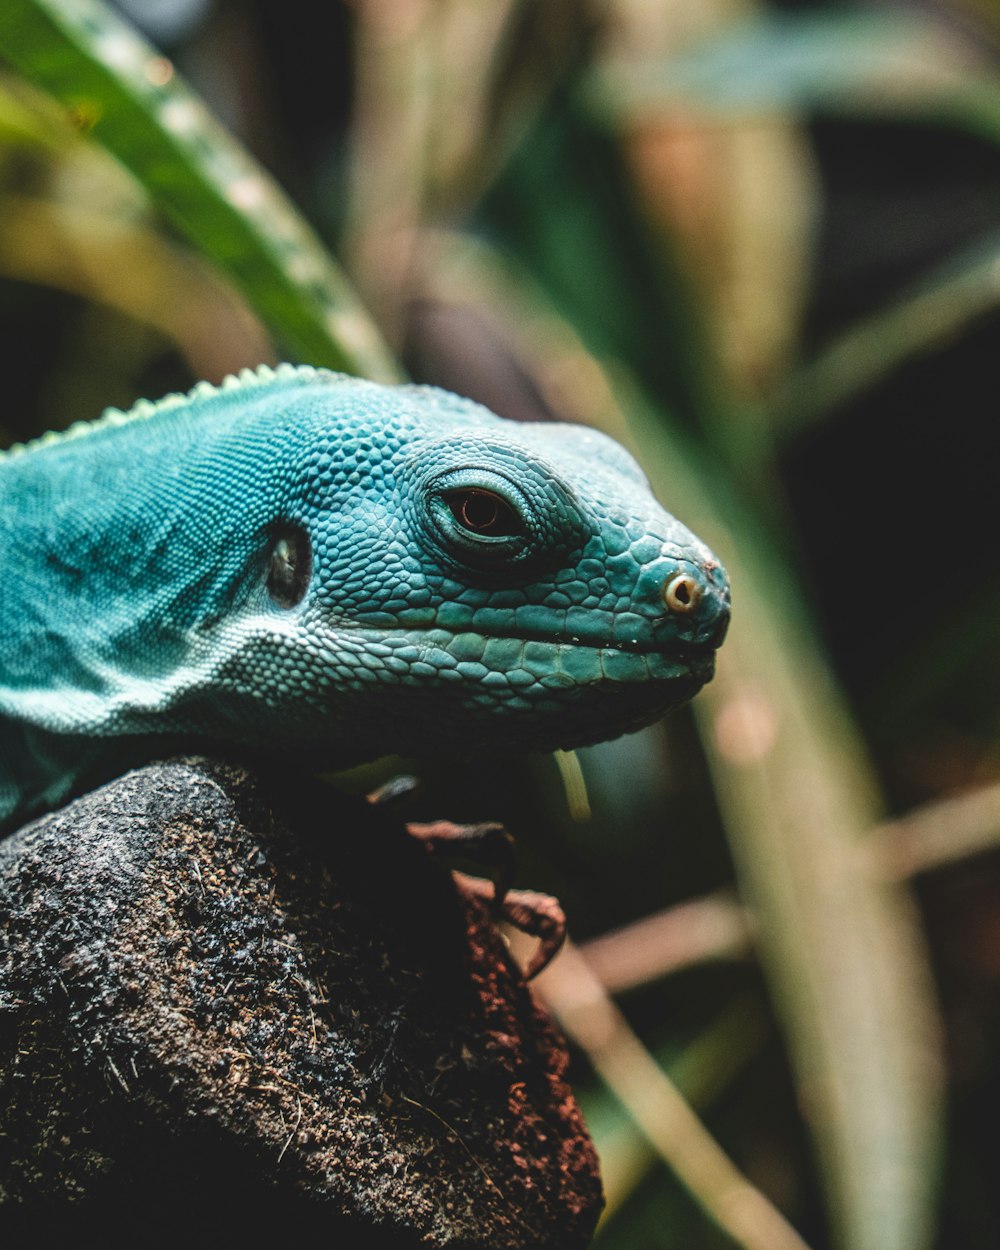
[241,376,730,759]
[0,367,728,832]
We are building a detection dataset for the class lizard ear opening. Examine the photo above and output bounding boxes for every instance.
[267,523,312,608]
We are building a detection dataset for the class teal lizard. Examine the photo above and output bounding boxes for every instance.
[0,364,729,836]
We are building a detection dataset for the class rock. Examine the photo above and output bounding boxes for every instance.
[0,757,602,1248]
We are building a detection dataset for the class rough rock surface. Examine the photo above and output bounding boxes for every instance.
[0,757,601,1248]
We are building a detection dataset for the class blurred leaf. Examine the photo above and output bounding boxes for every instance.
[592,0,820,420]
[541,946,810,1250]
[344,0,585,338]
[0,71,72,150]
[342,0,435,340]
[579,992,770,1231]
[873,779,1000,881]
[0,0,398,378]
[776,229,1000,434]
[0,192,270,378]
[481,88,726,447]
[624,382,945,1250]
[590,10,1000,145]
[579,891,750,993]
[621,112,817,403]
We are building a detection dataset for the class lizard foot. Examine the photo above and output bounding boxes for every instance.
[368,785,565,980]
[367,781,515,899]
[454,873,567,980]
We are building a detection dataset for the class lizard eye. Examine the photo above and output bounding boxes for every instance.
[445,489,525,539]
[422,466,537,572]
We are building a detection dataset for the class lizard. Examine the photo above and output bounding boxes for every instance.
[0,364,729,961]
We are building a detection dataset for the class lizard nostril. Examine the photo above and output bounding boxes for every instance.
[662,573,701,615]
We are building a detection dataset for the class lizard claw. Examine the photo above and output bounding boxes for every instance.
[497,887,567,979]
[454,873,567,980]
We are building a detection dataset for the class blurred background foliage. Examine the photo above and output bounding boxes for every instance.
[1,0,999,1247]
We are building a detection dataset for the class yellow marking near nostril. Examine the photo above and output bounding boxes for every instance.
[663,573,700,614]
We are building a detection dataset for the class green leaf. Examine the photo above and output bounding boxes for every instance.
[776,228,1000,434]
[0,0,398,379]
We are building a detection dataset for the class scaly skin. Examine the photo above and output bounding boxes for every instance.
[0,365,729,833]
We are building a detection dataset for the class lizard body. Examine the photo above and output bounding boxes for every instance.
[0,364,729,833]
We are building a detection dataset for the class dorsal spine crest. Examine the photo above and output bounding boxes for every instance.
[1,363,344,460]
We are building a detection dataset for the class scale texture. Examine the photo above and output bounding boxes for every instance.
[0,365,729,831]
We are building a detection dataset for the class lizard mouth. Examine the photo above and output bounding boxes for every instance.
[346,624,716,688]
[350,615,719,660]
[473,627,713,660]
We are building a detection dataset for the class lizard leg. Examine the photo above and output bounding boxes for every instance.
[367,777,515,894]
[404,819,515,906]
